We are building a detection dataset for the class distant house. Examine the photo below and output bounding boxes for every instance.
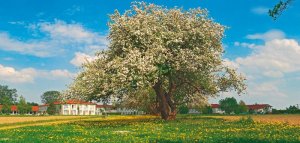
[11,105,18,115]
[39,100,97,115]
[31,106,39,115]
[38,104,48,114]
[188,108,201,114]
[96,104,114,115]
[209,103,272,114]
[0,104,39,115]
[247,104,272,114]
[211,104,225,114]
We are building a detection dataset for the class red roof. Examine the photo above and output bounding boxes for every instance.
[53,99,96,105]
[0,105,2,109]
[211,104,220,108]
[11,105,18,111]
[96,105,114,108]
[32,106,39,112]
[247,104,272,110]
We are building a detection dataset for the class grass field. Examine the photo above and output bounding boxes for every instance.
[0,115,299,142]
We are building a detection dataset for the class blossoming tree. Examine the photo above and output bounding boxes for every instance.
[66,2,246,120]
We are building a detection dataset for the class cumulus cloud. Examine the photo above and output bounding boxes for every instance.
[70,52,97,67]
[234,42,256,49]
[50,69,76,78]
[236,39,300,78]
[0,32,55,57]
[222,30,300,107]
[0,64,75,83]
[0,65,37,83]
[246,29,285,41]
[0,20,107,57]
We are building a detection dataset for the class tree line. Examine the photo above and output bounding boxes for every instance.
[0,84,60,115]
[0,84,38,114]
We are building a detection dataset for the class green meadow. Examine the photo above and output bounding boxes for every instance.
[0,115,299,143]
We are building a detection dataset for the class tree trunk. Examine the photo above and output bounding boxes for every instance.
[153,81,177,120]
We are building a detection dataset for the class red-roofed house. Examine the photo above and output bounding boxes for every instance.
[247,104,272,114]
[32,106,39,114]
[211,104,225,114]
[39,100,97,115]
[11,105,18,114]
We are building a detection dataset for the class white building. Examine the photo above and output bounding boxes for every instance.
[211,104,225,114]
[247,104,272,114]
[39,100,97,115]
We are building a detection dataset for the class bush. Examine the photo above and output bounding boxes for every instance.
[179,105,189,114]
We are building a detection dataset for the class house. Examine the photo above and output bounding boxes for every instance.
[188,108,201,114]
[38,104,48,114]
[39,100,97,115]
[117,108,144,115]
[247,104,272,114]
[31,106,39,115]
[95,104,114,115]
[0,105,39,115]
[11,105,18,115]
[211,104,225,114]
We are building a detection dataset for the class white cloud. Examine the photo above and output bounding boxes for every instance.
[224,30,300,108]
[248,81,286,97]
[251,7,269,15]
[70,52,97,67]
[0,65,37,83]
[236,39,300,78]
[50,69,76,78]
[0,32,55,57]
[234,42,256,49]
[246,29,285,41]
[0,20,107,57]
[0,64,75,83]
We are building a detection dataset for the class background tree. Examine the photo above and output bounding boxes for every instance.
[47,102,57,115]
[200,105,213,114]
[0,85,18,104]
[236,100,248,114]
[178,105,189,114]
[219,97,239,114]
[17,96,29,114]
[41,91,60,104]
[27,102,39,106]
[286,105,300,114]
[1,96,12,114]
[65,2,245,120]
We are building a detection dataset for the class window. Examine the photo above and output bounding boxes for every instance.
[64,105,69,110]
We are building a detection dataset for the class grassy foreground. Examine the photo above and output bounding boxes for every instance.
[0,115,300,143]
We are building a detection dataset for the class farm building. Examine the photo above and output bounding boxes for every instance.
[210,103,272,114]
[247,104,272,114]
[211,104,226,114]
[0,104,39,115]
[39,100,97,115]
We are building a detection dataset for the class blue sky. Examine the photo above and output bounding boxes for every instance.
[0,0,299,109]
